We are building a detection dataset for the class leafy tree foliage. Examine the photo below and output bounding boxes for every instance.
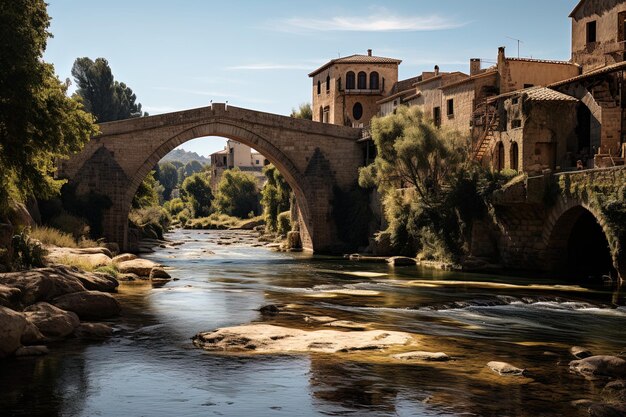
[71,57,146,122]
[181,172,213,217]
[214,169,260,218]
[132,171,161,209]
[290,103,312,120]
[260,164,291,232]
[157,162,179,200]
[359,106,484,260]
[0,0,97,214]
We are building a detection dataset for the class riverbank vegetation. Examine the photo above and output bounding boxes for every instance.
[359,106,517,263]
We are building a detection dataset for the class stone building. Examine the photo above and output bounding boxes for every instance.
[309,50,400,127]
[209,140,267,192]
[570,0,626,72]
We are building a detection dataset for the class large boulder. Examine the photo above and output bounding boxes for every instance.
[0,283,21,308]
[75,322,113,339]
[52,291,121,320]
[54,266,118,292]
[46,248,112,268]
[24,302,80,339]
[570,356,626,379]
[21,319,46,345]
[112,253,137,263]
[0,268,86,306]
[116,258,159,277]
[149,267,171,279]
[0,306,27,357]
[8,200,35,228]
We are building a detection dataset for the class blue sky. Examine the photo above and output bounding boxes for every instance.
[44,0,579,157]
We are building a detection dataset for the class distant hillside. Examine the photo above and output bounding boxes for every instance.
[161,149,210,165]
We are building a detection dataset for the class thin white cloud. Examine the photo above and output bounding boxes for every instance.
[151,86,235,98]
[279,14,463,32]
[227,63,312,70]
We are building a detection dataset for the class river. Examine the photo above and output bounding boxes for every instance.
[1,229,625,416]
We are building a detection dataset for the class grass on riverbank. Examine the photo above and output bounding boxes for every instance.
[54,254,120,278]
[185,213,264,230]
[30,226,98,248]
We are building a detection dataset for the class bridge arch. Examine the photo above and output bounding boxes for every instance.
[543,197,616,280]
[122,121,314,250]
[59,104,363,253]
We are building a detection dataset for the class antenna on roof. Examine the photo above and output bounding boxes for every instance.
[338,51,341,58]
[506,36,524,58]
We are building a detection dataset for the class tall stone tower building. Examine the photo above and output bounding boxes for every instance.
[309,49,400,127]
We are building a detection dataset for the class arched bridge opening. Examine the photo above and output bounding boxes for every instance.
[546,205,616,282]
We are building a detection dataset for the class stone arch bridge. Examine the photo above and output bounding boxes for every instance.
[57,104,363,252]
[482,166,626,281]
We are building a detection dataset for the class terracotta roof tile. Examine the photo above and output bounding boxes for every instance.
[309,54,402,76]
[549,61,626,88]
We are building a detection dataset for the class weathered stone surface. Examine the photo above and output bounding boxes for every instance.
[21,319,46,345]
[0,283,21,308]
[392,351,450,362]
[75,322,113,339]
[324,320,367,331]
[8,200,35,228]
[55,266,118,292]
[387,256,417,266]
[46,248,112,268]
[193,324,414,354]
[14,345,49,357]
[570,356,626,379]
[588,403,626,417]
[117,259,159,277]
[571,346,593,359]
[52,291,121,320]
[0,268,86,306]
[24,302,80,338]
[0,306,27,357]
[112,253,137,263]
[487,361,525,376]
[149,267,171,279]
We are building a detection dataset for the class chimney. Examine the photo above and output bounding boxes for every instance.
[367,49,372,56]
[498,46,506,66]
[470,58,481,76]
[434,65,440,76]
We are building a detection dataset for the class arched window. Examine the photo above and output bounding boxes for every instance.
[326,75,330,91]
[353,102,363,120]
[510,142,519,171]
[319,106,324,122]
[346,71,355,90]
[317,80,321,95]
[495,142,505,171]
[370,72,379,90]
[357,71,367,89]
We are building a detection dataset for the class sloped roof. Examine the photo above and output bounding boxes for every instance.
[548,61,626,87]
[488,86,578,103]
[309,54,402,76]
[506,57,578,66]
[570,0,586,17]
[440,68,498,90]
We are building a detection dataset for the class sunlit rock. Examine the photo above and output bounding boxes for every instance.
[487,361,526,376]
[570,356,626,379]
[392,351,450,362]
[52,290,121,320]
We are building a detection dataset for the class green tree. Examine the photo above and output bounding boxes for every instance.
[157,162,179,201]
[0,0,97,214]
[290,103,312,120]
[71,57,146,122]
[181,172,213,217]
[260,164,291,232]
[132,171,161,209]
[214,169,260,218]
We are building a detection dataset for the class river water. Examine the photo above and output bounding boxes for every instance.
[2,229,626,417]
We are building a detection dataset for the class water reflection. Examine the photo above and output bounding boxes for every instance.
[0,229,624,416]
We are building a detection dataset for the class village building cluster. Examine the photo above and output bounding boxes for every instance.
[209,140,267,192]
[310,0,626,174]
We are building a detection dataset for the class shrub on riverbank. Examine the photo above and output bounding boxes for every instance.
[261,165,291,233]
[30,226,98,248]
[128,207,171,240]
[213,170,260,218]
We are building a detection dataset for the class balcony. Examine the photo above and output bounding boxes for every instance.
[339,88,383,96]
[604,40,626,55]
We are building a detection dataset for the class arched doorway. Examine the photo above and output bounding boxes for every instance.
[510,142,519,171]
[546,205,615,281]
[495,141,505,171]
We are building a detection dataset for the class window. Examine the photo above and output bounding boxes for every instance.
[353,102,363,120]
[512,97,519,105]
[512,119,522,129]
[255,160,260,165]
[587,20,597,44]
[346,72,355,90]
[357,71,367,89]
[496,142,505,171]
[370,72,379,90]
[317,80,321,95]
[523,83,534,89]
[322,106,330,123]
[433,107,441,127]
[447,99,454,117]
[326,75,330,92]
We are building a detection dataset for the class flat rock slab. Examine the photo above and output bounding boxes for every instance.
[488,361,526,376]
[0,306,28,358]
[46,248,112,268]
[116,259,159,277]
[193,324,414,354]
[392,351,450,362]
[112,253,137,263]
[387,256,417,266]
